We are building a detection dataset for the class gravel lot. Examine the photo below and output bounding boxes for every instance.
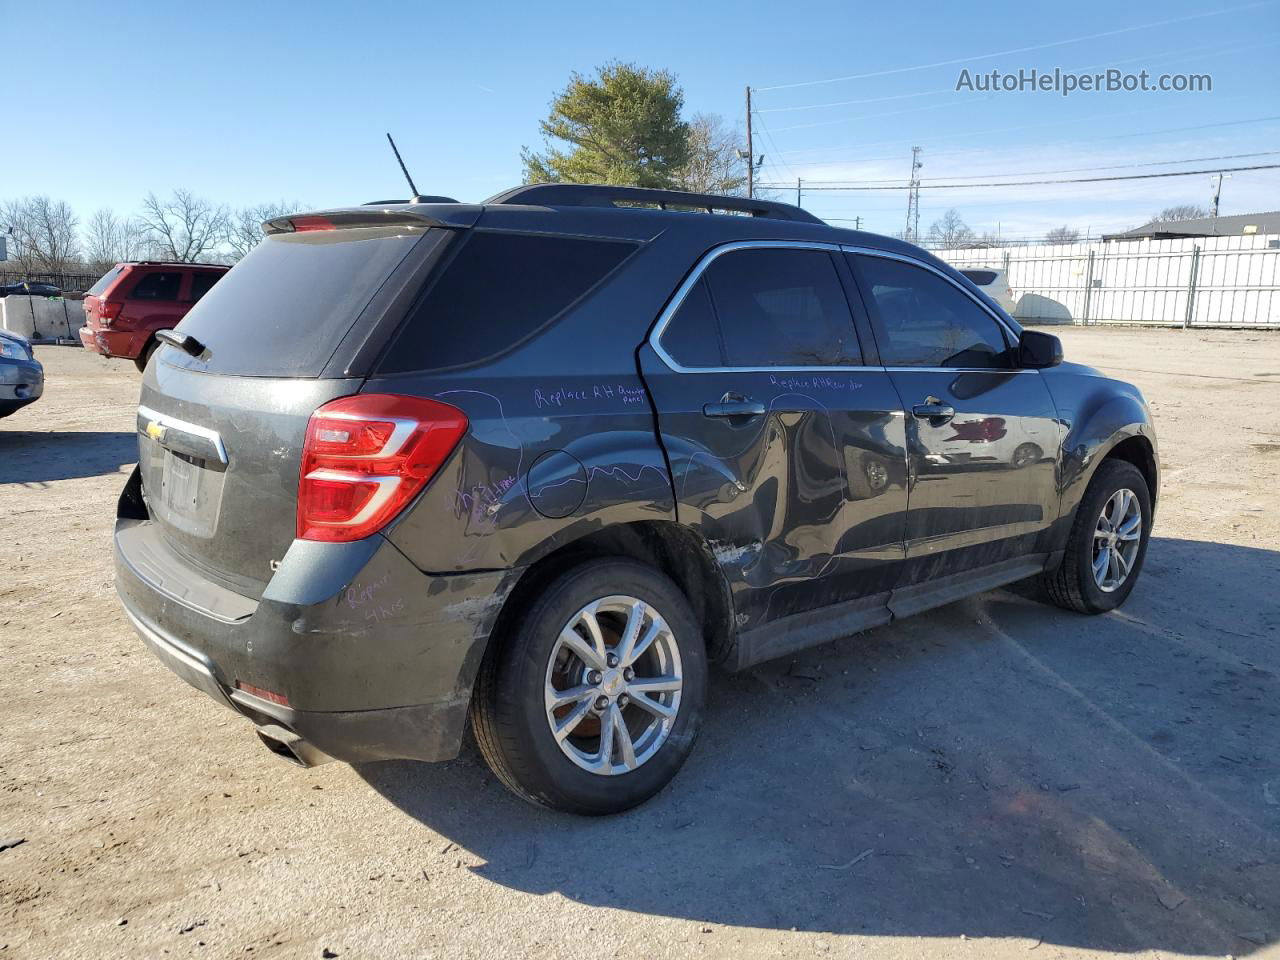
[2,328,1278,960]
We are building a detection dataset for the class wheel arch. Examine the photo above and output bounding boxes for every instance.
[486,520,736,670]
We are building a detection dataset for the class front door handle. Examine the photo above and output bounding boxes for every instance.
[912,398,956,422]
[703,393,766,420]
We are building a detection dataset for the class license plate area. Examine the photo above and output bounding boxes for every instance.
[158,448,223,538]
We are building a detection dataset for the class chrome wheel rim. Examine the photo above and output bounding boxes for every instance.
[544,595,683,776]
[1093,488,1142,592]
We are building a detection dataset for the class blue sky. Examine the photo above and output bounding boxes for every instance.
[4,0,1278,239]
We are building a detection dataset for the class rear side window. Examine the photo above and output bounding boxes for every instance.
[87,265,124,297]
[380,231,635,373]
[662,247,860,368]
[853,255,1010,369]
[130,271,183,301]
[189,271,222,302]
[961,269,997,286]
[171,227,422,377]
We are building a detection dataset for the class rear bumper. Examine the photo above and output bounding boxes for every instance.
[114,485,519,763]
[79,324,139,358]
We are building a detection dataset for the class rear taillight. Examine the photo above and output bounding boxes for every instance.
[99,301,122,326]
[297,394,468,543]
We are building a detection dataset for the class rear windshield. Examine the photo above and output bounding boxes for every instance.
[87,265,125,297]
[961,269,998,286]
[378,230,636,373]
[169,227,423,377]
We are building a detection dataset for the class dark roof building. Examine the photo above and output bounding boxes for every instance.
[1105,211,1280,241]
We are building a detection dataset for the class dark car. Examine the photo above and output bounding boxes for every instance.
[0,330,43,418]
[0,280,62,298]
[79,261,228,371]
[114,184,1158,814]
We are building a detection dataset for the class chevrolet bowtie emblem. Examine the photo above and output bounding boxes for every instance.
[146,421,166,442]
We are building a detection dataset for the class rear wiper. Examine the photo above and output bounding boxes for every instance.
[156,329,207,358]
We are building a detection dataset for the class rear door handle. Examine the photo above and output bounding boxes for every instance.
[703,395,766,420]
[912,399,956,422]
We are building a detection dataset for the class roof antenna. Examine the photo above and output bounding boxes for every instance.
[386,132,426,202]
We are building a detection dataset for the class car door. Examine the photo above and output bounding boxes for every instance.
[124,268,188,338]
[639,241,909,633]
[846,250,1061,584]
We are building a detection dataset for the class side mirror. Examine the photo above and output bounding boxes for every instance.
[1018,329,1063,368]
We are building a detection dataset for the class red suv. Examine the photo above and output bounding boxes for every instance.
[80,262,229,371]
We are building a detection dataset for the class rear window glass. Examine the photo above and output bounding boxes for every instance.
[170,227,422,377]
[961,269,998,286]
[189,271,222,302]
[131,271,183,301]
[379,231,635,373]
[87,265,124,297]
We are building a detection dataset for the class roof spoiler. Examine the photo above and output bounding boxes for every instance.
[262,204,481,235]
[485,183,824,224]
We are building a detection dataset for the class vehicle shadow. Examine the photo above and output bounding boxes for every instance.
[359,536,1280,956]
[0,429,136,485]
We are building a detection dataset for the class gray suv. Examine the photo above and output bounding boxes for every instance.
[114,184,1158,814]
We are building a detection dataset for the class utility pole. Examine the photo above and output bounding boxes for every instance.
[854,215,863,230]
[745,85,754,199]
[796,178,802,207]
[1210,172,1231,217]
[904,146,923,242]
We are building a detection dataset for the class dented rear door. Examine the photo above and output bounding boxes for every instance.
[639,242,909,632]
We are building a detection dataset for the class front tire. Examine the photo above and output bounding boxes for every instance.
[471,558,707,815]
[1041,459,1152,614]
[134,337,159,374]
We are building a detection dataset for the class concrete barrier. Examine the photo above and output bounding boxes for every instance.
[0,296,85,340]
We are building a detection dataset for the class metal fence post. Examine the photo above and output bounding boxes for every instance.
[1183,245,1202,329]
[1081,249,1096,326]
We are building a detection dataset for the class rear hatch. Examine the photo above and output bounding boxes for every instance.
[134,212,459,600]
[83,264,126,330]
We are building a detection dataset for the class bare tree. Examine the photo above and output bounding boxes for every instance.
[226,202,304,262]
[1045,225,1081,243]
[84,209,151,273]
[926,209,975,249]
[1152,204,1207,223]
[1,196,81,273]
[677,114,747,196]
[139,190,229,262]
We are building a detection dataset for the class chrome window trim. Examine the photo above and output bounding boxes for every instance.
[649,240,877,375]
[649,240,1025,376]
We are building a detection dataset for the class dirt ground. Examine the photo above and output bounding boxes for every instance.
[2,328,1278,960]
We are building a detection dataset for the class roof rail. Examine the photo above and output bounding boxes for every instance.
[485,183,824,224]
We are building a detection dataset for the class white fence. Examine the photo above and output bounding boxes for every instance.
[938,233,1280,329]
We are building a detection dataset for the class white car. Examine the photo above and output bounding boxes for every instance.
[961,268,1017,315]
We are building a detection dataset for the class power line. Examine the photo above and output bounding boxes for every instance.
[753,1,1269,92]
[769,112,1280,166]
[791,151,1280,186]
[757,162,1280,191]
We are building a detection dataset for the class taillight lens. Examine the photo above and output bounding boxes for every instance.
[99,301,122,326]
[297,394,468,542]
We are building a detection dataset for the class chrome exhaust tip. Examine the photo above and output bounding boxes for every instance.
[255,724,335,768]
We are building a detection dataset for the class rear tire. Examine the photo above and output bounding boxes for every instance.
[134,337,159,374]
[1040,459,1152,614]
[471,558,707,815]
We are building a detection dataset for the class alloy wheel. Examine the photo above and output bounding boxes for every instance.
[1092,487,1142,592]
[543,595,683,775]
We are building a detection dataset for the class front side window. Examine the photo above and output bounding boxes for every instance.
[660,246,861,368]
[130,271,182,301]
[853,255,1010,369]
[189,271,222,302]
